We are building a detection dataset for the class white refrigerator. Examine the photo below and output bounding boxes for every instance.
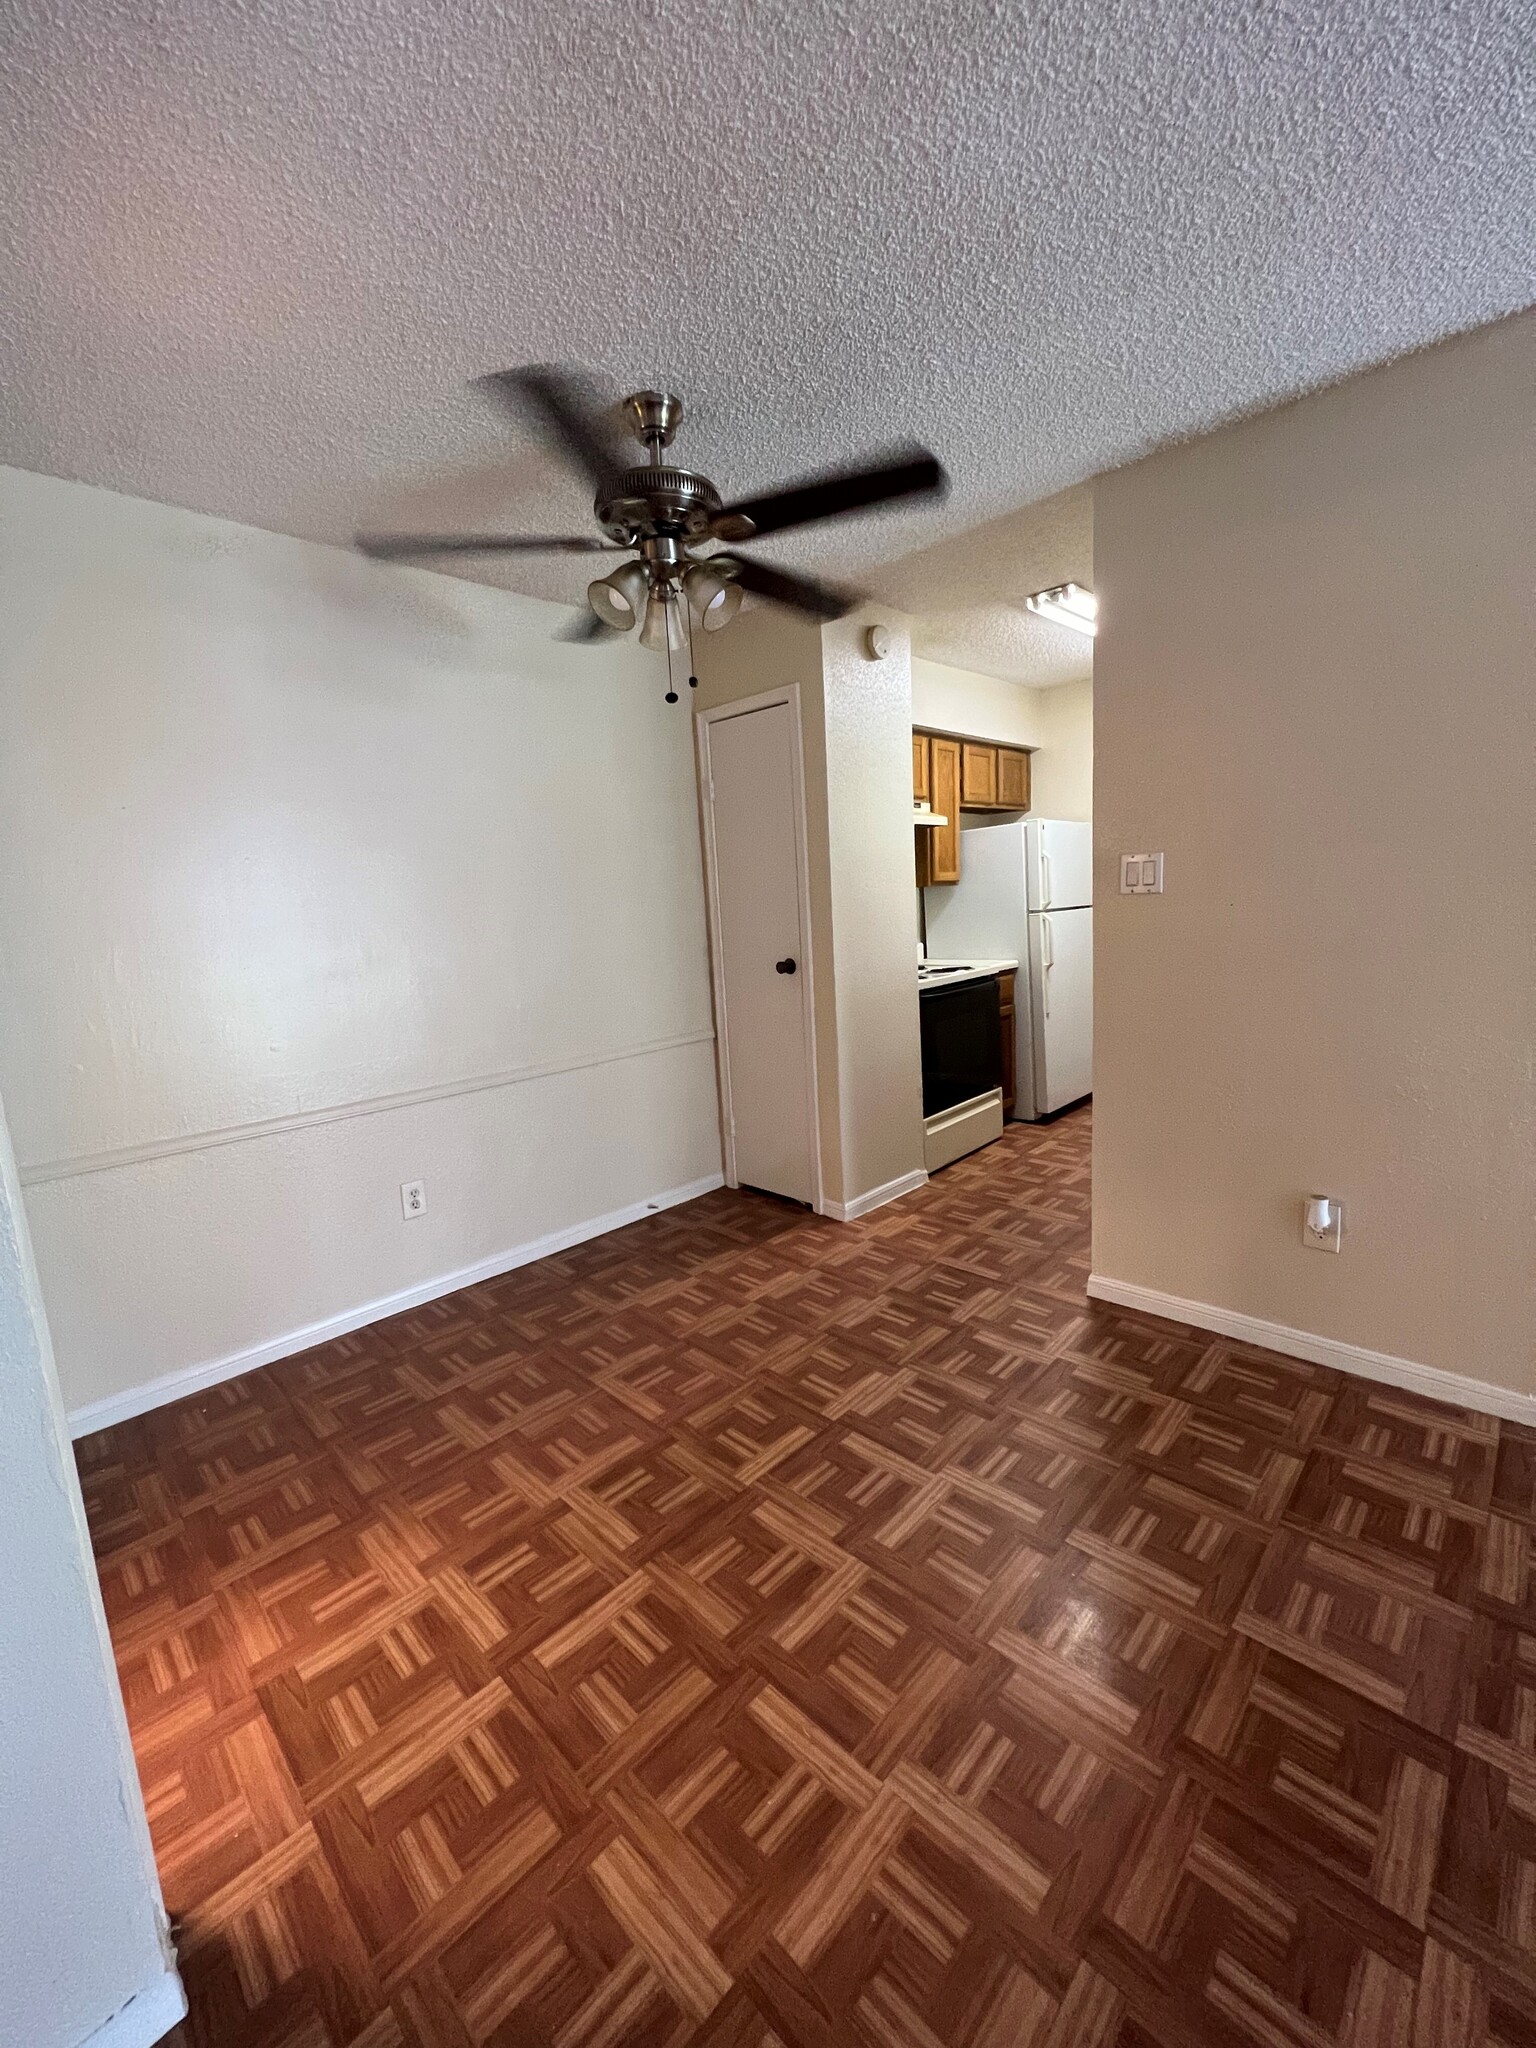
[923,817,1093,1118]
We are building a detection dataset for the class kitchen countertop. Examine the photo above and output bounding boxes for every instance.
[917,957,1018,991]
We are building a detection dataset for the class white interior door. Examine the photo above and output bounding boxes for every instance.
[1028,905,1093,1111]
[703,701,817,1203]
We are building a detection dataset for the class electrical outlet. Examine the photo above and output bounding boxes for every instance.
[1120,852,1164,894]
[1302,1195,1342,1252]
[401,1179,427,1220]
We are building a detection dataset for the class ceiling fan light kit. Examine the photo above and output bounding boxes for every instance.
[587,557,651,629]
[682,558,743,631]
[639,588,688,654]
[357,365,948,701]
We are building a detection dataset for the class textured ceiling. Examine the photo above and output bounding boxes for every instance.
[2,0,1532,647]
[868,485,1094,685]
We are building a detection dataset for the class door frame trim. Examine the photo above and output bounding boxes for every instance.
[695,685,826,1215]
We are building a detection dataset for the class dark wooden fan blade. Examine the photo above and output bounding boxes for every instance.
[712,448,946,542]
[355,533,618,559]
[730,556,857,621]
[475,365,624,488]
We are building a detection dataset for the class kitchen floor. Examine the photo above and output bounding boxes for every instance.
[79,1108,1536,2047]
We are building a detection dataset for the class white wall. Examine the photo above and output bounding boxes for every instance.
[0,1086,182,2048]
[1092,313,1535,1399]
[911,656,1092,820]
[0,467,722,1423]
[822,615,927,1204]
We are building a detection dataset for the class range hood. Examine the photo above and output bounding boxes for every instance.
[912,802,948,828]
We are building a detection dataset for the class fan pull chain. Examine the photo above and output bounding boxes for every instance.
[664,592,679,703]
[684,595,699,693]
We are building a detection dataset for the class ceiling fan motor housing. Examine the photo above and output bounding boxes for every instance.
[595,467,723,547]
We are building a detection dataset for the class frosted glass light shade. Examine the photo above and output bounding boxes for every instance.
[640,590,687,651]
[587,559,650,630]
[683,560,743,632]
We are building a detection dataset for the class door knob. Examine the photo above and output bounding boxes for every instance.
[775,957,797,975]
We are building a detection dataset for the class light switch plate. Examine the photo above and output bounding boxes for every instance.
[1120,852,1164,894]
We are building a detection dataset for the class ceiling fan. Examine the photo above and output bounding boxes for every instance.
[357,367,947,700]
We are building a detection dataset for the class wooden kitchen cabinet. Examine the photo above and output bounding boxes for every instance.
[917,735,961,885]
[997,969,1017,1117]
[919,730,1033,814]
[960,742,997,808]
[915,727,1032,885]
[996,746,1030,810]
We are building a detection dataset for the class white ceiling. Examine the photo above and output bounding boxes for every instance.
[2,0,1531,649]
[868,486,1094,686]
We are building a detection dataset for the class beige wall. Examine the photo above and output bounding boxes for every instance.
[911,657,1046,748]
[0,1087,182,2047]
[912,657,1092,821]
[695,608,924,1210]
[0,467,722,1422]
[1092,313,1535,1395]
[1028,675,1093,823]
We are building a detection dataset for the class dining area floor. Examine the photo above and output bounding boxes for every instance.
[77,1107,1536,2046]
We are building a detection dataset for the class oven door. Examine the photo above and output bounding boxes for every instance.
[919,977,1001,1116]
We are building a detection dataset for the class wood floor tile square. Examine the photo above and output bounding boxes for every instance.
[1236,1530,1472,1735]
[1068,1464,1270,1625]
[1491,1426,1536,1526]
[1321,1383,1499,1507]
[78,1108,1536,2045]
[1178,1632,1456,1923]
[993,1547,1218,1775]
[95,1521,210,1630]
[1096,1769,1429,2047]
[1285,1447,1484,1601]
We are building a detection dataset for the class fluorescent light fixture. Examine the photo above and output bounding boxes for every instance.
[1025,582,1097,637]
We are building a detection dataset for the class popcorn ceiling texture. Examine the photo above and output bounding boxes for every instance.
[1,0,1531,644]
[868,485,1095,685]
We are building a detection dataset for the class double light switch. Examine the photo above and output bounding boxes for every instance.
[1120,852,1164,894]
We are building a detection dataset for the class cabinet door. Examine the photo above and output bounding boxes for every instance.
[996,970,1017,1117]
[960,742,997,808]
[996,747,1030,810]
[926,737,961,884]
[912,733,931,803]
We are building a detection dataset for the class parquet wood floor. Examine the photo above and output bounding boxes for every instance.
[77,1109,1536,2046]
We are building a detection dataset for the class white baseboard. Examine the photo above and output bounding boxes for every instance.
[1085,1273,1536,1426]
[824,1168,928,1224]
[81,1969,187,2048]
[68,1173,725,1438]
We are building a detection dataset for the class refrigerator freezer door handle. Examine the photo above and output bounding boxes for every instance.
[1040,850,1052,907]
[1041,916,1053,1015]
